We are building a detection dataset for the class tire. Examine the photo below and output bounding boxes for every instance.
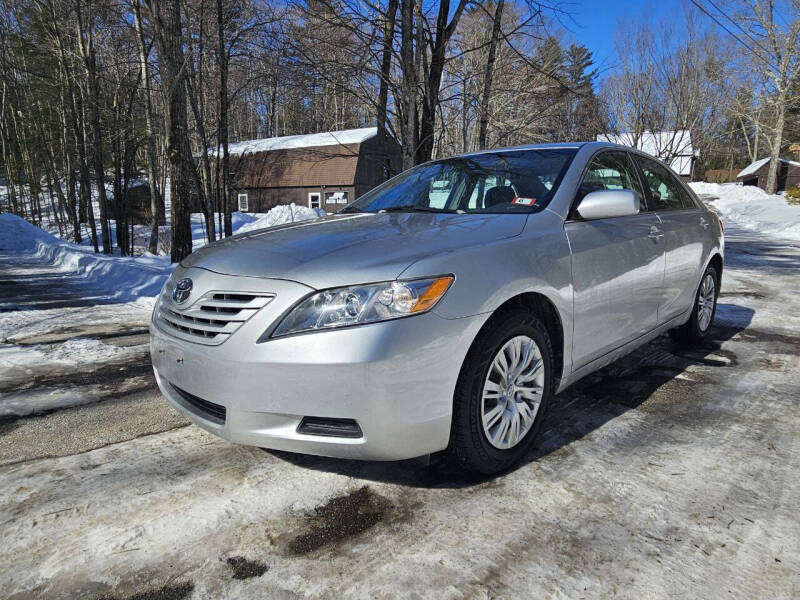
[449,309,554,475]
[670,265,719,345]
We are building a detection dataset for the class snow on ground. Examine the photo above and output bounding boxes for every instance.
[0,338,149,417]
[690,182,800,241]
[0,213,171,303]
[0,203,324,307]
[0,204,324,414]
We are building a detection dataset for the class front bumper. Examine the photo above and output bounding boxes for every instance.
[151,267,487,461]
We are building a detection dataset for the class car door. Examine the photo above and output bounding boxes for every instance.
[633,155,706,322]
[566,151,666,369]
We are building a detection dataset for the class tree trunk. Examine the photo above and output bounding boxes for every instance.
[216,0,232,237]
[186,36,216,243]
[477,0,504,150]
[147,0,193,262]
[75,88,99,252]
[59,82,81,242]
[377,0,399,140]
[133,0,164,255]
[399,0,417,170]
[75,3,112,254]
[416,0,468,164]
[765,96,785,195]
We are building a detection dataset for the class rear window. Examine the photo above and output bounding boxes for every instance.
[343,148,577,214]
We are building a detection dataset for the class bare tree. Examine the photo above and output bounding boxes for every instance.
[133,0,163,255]
[693,0,800,192]
[74,0,112,254]
[145,0,193,262]
[477,0,504,149]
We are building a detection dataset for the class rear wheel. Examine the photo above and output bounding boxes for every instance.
[671,265,718,344]
[449,310,554,475]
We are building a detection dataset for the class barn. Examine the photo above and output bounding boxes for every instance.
[737,157,800,192]
[597,130,698,180]
[223,127,402,213]
[107,180,164,225]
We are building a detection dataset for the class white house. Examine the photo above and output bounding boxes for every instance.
[597,130,698,180]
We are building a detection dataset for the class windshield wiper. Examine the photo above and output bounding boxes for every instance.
[378,205,456,213]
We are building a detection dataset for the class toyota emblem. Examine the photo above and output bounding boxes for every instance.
[172,278,193,304]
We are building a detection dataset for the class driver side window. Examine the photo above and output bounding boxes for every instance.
[577,151,645,211]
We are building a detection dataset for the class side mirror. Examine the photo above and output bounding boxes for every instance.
[576,189,640,220]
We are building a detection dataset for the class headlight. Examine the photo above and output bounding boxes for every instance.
[271,275,454,338]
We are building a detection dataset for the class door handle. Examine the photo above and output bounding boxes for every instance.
[700,217,710,230]
[648,225,664,241]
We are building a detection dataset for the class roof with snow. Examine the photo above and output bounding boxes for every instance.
[217,127,379,157]
[737,157,800,179]
[597,130,696,176]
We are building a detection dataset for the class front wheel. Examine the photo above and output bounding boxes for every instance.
[671,265,719,344]
[449,310,554,475]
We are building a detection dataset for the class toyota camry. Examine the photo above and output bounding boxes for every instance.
[150,142,723,474]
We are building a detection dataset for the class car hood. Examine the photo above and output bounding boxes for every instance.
[181,212,527,289]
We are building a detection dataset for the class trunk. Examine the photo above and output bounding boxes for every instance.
[44,171,65,238]
[49,0,92,245]
[79,107,99,252]
[75,3,112,254]
[133,0,164,255]
[0,82,20,215]
[752,108,761,162]
[112,88,127,256]
[416,0,468,164]
[186,41,216,243]
[377,0,399,139]
[765,99,785,195]
[217,0,232,237]
[148,0,193,262]
[477,0,504,150]
[60,82,81,242]
[399,0,417,170]
[461,74,469,152]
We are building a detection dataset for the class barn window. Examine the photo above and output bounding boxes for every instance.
[237,193,249,212]
[308,192,321,209]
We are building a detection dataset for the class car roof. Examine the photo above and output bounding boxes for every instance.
[455,140,626,159]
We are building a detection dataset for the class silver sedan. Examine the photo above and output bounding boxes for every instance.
[150,142,723,474]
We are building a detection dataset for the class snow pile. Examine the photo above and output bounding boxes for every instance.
[0,202,324,306]
[689,182,800,241]
[234,203,324,234]
[0,213,172,300]
[0,212,63,251]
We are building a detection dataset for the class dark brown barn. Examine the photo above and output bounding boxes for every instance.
[737,157,800,192]
[225,128,402,213]
[108,180,165,225]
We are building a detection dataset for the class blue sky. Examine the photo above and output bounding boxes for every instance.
[563,0,686,75]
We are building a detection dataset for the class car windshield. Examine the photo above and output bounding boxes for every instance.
[343,148,577,214]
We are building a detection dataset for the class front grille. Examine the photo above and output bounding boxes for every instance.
[170,383,226,424]
[156,290,273,345]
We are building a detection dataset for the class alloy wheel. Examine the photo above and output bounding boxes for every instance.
[697,273,716,332]
[480,335,545,450]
